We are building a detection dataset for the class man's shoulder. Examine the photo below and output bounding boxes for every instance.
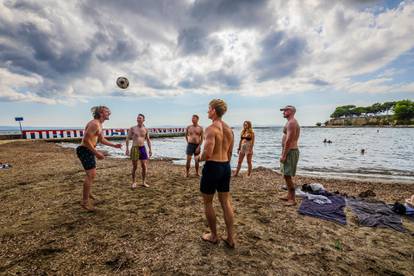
[86,120,99,129]
[288,119,299,126]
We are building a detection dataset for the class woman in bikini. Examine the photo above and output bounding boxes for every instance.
[234,121,255,177]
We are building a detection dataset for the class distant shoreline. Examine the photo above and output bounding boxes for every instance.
[313,125,414,128]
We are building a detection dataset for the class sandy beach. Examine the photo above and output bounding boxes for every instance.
[1,141,413,275]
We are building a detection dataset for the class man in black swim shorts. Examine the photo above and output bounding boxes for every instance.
[185,115,203,177]
[197,99,236,248]
[76,106,122,211]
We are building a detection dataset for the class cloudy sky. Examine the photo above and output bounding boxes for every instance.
[0,0,413,128]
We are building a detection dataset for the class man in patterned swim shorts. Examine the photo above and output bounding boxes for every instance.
[126,114,152,189]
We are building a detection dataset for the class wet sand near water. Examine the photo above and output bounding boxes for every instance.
[1,141,413,275]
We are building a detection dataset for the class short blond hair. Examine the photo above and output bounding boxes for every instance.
[91,106,110,119]
[209,99,227,118]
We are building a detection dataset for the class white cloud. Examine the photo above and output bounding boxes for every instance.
[0,0,413,103]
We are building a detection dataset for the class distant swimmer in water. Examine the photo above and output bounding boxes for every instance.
[327,140,332,144]
[323,138,327,143]
[361,149,365,154]
[234,121,255,177]
[76,106,122,211]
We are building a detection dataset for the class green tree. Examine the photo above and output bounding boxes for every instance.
[393,100,414,121]
[330,105,356,118]
[382,101,396,115]
[316,122,322,126]
[371,103,383,114]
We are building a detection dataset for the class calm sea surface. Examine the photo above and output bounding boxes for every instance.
[60,127,414,182]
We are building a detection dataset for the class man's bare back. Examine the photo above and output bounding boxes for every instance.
[205,121,233,162]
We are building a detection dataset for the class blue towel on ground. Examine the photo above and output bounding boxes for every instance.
[298,194,347,225]
[347,198,406,232]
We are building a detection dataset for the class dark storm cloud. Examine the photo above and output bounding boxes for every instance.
[140,74,172,90]
[178,70,242,90]
[254,31,307,82]
[207,70,242,89]
[190,0,271,28]
[177,27,213,56]
[178,73,206,89]
[310,79,330,86]
[177,0,271,56]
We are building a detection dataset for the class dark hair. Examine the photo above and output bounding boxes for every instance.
[192,114,199,120]
[138,113,145,119]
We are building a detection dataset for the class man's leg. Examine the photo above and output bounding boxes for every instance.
[284,175,296,205]
[131,160,138,188]
[141,160,149,187]
[218,192,235,247]
[233,152,245,177]
[202,193,218,243]
[185,155,192,177]
[194,154,200,176]
[82,168,96,210]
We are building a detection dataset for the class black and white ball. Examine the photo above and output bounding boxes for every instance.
[116,76,129,89]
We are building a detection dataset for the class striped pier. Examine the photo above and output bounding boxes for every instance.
[22,128,185,141]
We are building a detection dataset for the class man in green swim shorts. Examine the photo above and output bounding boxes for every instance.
[279,105,300,206]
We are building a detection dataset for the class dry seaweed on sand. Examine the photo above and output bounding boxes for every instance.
[1,141,414,275]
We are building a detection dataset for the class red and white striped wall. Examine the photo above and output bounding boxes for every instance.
[23,128,186,140]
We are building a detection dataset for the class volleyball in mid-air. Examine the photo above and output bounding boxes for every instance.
[116,76,129,89]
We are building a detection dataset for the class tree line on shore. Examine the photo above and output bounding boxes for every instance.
[330,100,414,122]
[315,100,414,126]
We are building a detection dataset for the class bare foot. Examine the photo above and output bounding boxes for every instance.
[131,182,137,189]
[81,201,95,212]
[201,233,218,244]
[222,237,235,249]
[89,193,96,200]
[283,200,297,206]
[142,182,150,188]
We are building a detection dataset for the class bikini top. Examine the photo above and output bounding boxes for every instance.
[241,136,252,141]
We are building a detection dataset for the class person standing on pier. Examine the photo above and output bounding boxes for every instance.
[76,106,122,211]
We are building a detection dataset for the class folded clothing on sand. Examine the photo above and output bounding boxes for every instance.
[296,188,332,205]
[0,163,12,169]
[298,193,347,225]
[347,198,406,232]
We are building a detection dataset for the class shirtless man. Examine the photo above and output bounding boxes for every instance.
[197,99,235,248]
[76,106,122,211]
[279,105,301,206]
[185,115,203,177]
[125,114,152,188]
